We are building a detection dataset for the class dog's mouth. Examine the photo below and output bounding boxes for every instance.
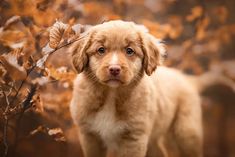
[103,78,124,87]
[104,78,124,83]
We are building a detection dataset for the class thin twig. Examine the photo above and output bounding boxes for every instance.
[2,89,10,157]
[1,82,17,93]
[51,35,86,55]
[12,84,37,156]
[1,82,14,157]
[3,118,9,157]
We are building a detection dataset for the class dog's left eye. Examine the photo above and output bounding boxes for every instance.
[126,47,135,56]
[97,47,105,55]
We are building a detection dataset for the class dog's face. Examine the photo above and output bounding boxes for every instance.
[71,20,166,88]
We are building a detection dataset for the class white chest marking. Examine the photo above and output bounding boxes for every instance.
[89,91,124,145]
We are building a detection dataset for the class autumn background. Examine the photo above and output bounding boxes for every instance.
[0,0,235,157]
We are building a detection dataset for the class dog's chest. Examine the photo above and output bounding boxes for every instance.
[88,91,125,144]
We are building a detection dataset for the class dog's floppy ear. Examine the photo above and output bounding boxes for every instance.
[70,32,92,73]
[140,33,166,76]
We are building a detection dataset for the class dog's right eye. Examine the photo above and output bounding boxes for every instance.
[97,47,105,55]
[126,47,135,56]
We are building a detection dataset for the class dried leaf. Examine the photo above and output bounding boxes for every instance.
[29,126,66,142]
[186,6,203,22]
[213,6,228,24]
[10,41,25,49]
[0,30,26,44]
[71,24,86,35]
[48,128,66,142]
[0,50,27,81]
[49,21,68,49]
[36,53,50,68]
[32,76,50,86]
[0,65,7,83]
[30,126,47,136]
[36,44,54,68]
[44,66,76,84]
[196,17,210,41]
[3,16,21,30]
[32,93,44,112]
[168,16,183,39]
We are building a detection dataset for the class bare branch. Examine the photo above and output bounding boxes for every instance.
[2,89,10,157]
[1,26,86,157]
[12,84,38,155]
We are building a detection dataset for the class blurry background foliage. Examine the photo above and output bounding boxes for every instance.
[0,0,235,157]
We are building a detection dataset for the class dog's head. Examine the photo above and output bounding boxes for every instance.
[71,20,166,88]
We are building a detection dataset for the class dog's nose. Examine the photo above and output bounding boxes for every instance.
[109,65,121,76]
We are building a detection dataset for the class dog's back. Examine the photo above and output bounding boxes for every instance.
[147,67,203,156]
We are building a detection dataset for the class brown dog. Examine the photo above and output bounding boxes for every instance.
[70,20,203,157]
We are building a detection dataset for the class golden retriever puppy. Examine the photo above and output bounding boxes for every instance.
[70,20,203,157]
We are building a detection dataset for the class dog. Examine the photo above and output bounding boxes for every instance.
[69,20,204,157]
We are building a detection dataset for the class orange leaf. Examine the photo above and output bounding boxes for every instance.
[186,6,203,22]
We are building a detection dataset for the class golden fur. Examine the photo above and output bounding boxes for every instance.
[70,20,203,157]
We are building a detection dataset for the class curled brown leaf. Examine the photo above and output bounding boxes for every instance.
[49,21,68,49]
[0,50,26,81]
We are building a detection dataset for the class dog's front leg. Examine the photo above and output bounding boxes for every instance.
[79,132,107,157]
[116,135,148,157]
